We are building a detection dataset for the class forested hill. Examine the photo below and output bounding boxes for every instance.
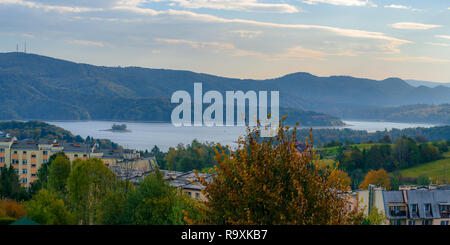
[343,104,450,124]
[1,52,450,124]
[296,126,450,146]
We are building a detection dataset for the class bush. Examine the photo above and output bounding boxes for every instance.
[0,217,17,225]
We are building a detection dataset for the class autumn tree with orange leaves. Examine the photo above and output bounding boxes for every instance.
[359,169,391,190]
[195,120,362,225]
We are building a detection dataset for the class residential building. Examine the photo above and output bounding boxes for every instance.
[358,186,450,225]
[0,135,144,188]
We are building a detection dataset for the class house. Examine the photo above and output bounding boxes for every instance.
[357,185,450,225]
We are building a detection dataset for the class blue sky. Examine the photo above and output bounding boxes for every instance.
[0,0,449,82]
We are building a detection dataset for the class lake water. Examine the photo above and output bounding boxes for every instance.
[46,120,436,151]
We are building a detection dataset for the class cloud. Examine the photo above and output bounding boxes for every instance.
[68,39,104,47]
[150,0,301,13]
[301,0,376,7]
[229,30,262,39]
[155,38,235,51]
[377,56,450,63]
[389,22,442,30]
[0,0,103,12]
[426,42,450,47]
[383,5,420,11]
[436,35,450,40]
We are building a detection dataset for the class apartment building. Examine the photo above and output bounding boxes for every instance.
[0,135,141,188]
[358,186,450,225]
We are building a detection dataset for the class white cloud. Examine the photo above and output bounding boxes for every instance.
[0,0,103,12]
[302,0,376,7]
[383,5,420,11]
[389,22,442,30]
[151,0,301,13]
[426,42,450,47]
[68,39,104,47]
[229,30,262,39]
[436,35,450,40]
[377,56,450,63]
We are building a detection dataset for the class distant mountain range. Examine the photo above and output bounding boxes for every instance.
[344,104,450,125]
[1,52,450,125]
[405,80,450,88]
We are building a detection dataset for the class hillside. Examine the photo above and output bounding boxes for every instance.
[1,52,450,124]
[399,152,450,184]
[343,104,450,124]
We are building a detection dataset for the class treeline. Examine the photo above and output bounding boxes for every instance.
[144,140,226,172]
[335,137,449,189]
[0,121,77,141]
[344,104,450,124]
[297,126,450,147]
[0,153,201,225]
[0,121,120,150]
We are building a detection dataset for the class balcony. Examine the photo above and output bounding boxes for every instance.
[440,211,450,218]
[390,210,407,217]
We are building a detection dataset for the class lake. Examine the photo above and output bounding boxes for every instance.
[46,120,436,151]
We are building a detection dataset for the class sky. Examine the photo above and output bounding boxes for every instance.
[0,0,449,82]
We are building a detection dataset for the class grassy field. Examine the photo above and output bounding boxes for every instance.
[399,152,450,184]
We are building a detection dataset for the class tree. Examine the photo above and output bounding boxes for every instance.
[48,154,71,194]
[359,169,391,190]
[30,152,68,194]
[362,207,386,225]
[25,189,74,225]
[196,122,361,225]
[0,165,28,201]
[328,169,351,189]
[417,175,430,186]
[123,170,201,225]
[67,158,117,225]
[0,199,26,220]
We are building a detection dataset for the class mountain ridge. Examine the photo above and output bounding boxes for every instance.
[1,52,450,124]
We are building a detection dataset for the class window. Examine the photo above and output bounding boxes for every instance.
[74,154,78,158]
[22,160,27,164]
[441,221,449,226]
[0,148,5,152]
[22,151,27,154]
[31,174,36,177]
[13,151,18,154]
[22,178,27,184]
[186,192,191,197]
[43,159,48,164]
[83,154,87,157]
[14,169,19,174]
[31,164,36,168]
[12,159,19,164]
[43,151,48,155]
[195,193,200,199]
[31,154,36,158]
[408,220,415,226]
[411,204,418,214]
[422,220,431,225]
[0,157,4,163]
[22,169,27,174]
[424,203,432,215]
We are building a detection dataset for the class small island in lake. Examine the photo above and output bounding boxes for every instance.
[102,123,132,132]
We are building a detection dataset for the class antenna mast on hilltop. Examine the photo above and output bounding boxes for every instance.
[24,41,27,53]
[16,44,19,53]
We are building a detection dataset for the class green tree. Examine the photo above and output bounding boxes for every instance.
[48,154,71,194]
[67,158,117,225]
[362,207,386,225]
[30,152,68,194]
[0,165,28,201]
[123,170,201,225]
[417,175,431,186]
[25,189,74,225]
